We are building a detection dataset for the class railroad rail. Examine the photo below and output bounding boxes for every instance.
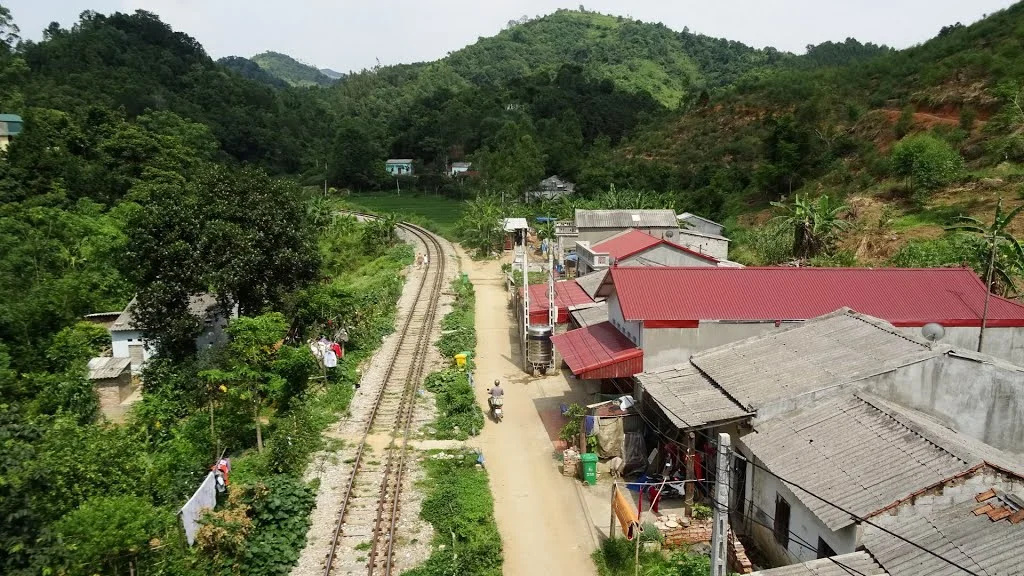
[323,214,446,576]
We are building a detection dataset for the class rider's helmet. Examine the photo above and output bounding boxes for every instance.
[494,379,501,386]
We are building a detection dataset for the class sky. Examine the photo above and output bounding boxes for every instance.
[4,0,1018,72]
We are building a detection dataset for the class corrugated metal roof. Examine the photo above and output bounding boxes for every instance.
[451,162,472,168]
[570,302,608,328]
[88,356,131,380]
[385,158,413,163]
[575,270,607,300]
[111,294,223,332]
[551,321,643,378]
[502,217,529,231]
[574,209,678,229]
[743,393,979,531]
[691,310,937,411]
[635,363,750,429]
[608,267,1024,327]
[0,114,22,122]
[678,212,723,228]
[592,229,719,263]
[748,552,888,576]
[863,495,1024,576]
[526,281,594,324]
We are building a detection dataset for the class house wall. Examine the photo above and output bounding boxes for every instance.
[111,330,154,373]
[640,321,794,371]
[94,371,135,423]
[621,244,717,267]
[676,231,729,260]
[385,163,413,175]
[577,226,678,246]
[0,134,10,151]
[864,355,1024,453]
[741,447,858,567]
[607,293,642,346]
[917,325,1024,367]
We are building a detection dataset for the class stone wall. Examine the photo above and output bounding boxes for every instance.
[659,516,751,574]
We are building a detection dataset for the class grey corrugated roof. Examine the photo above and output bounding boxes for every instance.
[691,310,938,412]
[385,158,413,163]
[570,302,608,327]
[863,496,1024,576]
[574,209,677,229]
[111,294,223,332]
[742,392,1021,532]
[88,356,131,380]
[748,552,888,576]
[502,217,529,231]
[451,162,472,168]
[636,363,750,430]
[574,270,607,300]
[678,227,730,242]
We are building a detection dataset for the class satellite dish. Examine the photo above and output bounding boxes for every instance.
[664,230,675,238]
[921,323,946,343]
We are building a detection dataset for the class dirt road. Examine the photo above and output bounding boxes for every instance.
[463,253,597,576]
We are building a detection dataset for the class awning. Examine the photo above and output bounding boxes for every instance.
[551,321,643,379]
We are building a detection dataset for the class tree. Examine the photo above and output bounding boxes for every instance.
[890,133,963,198]
[53,495,171,575]
[329,119,383,190]
[455,196,504,257]
[201,313,288,452]
[947,197,1024,351]
[894,105,915,138]
[770,193,850,260]
[473,121,545,196]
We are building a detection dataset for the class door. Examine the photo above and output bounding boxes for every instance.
[731,456,747,519]
[128,344,144,372]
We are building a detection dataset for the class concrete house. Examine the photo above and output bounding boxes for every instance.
[110,294,236,373]
[527,175,575,201]
[449,161,472,176]
[555,209,680,268]
[385,158,414,176]
[0,113,23,151]
[678,213,730,260]
[88,357,136,422]
[633,310,1024,570]
[574,229,720,276]
[588,266,1024,371]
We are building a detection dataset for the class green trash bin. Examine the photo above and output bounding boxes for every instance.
[581,453,598,486]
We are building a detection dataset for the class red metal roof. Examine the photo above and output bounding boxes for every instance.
[592,229,718,263]
[608,267,1024,328]
[551,321,644,379]
[527,281,594,324]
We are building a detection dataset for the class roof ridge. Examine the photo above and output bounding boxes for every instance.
[855,392,974,467]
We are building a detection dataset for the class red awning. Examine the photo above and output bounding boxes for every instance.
[551,321,643,379]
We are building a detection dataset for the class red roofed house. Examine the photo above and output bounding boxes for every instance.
[575,229,723,276]
[525,281,594,325]
[553,267,1024,374]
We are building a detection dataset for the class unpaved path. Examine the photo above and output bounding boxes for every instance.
[462,251,597,576]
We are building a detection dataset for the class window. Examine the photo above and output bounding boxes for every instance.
[817,537,835,559]
[773,493,791,549]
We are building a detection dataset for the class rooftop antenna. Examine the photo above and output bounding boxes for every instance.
[921,323,946,344]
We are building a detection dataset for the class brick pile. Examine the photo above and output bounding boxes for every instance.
[657,515,713,548]
[562,448,580,477]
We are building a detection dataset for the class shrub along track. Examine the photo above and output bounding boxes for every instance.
[323,217,446,576]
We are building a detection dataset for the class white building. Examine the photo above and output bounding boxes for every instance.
[110,294,236,373]
[449,161,472,176]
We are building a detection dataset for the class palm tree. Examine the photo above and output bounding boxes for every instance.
[770,193,850,260]
[947,197,1024,351]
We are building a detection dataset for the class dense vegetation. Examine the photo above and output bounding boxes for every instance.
[250,51,336,87]
[425,276,483,440]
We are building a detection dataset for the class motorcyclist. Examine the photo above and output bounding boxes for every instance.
[490,379,504,399]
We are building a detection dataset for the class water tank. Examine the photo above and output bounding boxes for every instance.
[527,324,553,365]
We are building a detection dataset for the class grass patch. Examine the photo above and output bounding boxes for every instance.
[355,541,371,551]
[347,192,465,237]
[437,275,476,358]
[402,451,502,576]
[591,537,711,576]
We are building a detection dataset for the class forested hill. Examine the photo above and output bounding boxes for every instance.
[251,51,336,87]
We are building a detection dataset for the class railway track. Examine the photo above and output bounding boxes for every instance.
[323,215,446,576]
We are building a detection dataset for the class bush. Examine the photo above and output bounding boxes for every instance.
[54,495,173,574]
[890,133,964,198]
[736,220,793,265]
[426,369,484,440]
[888,233,983,269]
[437,276,476,358]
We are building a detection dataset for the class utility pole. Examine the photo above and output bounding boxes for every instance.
[978,228,997,352]
[684,431,695,515]
[710,433,731,576]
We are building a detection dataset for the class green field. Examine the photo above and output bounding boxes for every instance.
[346,193,466,236]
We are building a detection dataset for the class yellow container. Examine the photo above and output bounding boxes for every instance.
[455,353,467,367]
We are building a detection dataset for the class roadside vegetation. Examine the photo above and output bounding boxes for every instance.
[403,451,502,576]
[425,275,482,440]
[592,537,711,576]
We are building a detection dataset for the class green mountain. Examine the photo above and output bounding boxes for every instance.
[251,51,335,87]
[217,55,290,89]
[320,67,345,79]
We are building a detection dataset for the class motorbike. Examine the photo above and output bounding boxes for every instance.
[488,393,504,422]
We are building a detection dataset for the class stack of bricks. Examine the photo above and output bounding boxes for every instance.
[659,517,713,548]
[728,531,753,574]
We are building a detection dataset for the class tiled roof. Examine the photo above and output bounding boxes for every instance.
[635,363,750,429]
[748,552,888,576]
[385,158,413,163]
[569,302,607,328]
[574,209,677,229]
[575,270,607,300]
[863,491,1024,576]
[591,229,719,263]
[742,392,1024,532]
[111,294,223,332]
[690,310,937,412]
[606,267,1024,327]
[502,217,529,231]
